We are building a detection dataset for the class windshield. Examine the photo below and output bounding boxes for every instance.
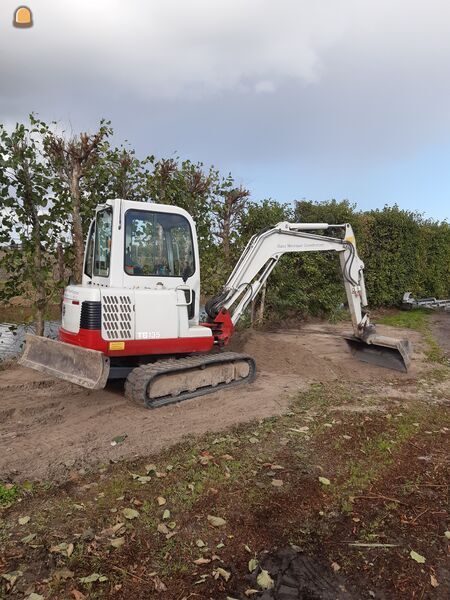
[124,209,195,278]
[94,208,112,277]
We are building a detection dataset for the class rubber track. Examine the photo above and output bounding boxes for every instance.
[125,352,256,409]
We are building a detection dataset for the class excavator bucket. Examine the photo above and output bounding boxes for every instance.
[19,334,110,389]
[344,334,412,373]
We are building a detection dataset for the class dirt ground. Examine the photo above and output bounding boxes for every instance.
[0,321,427,482]
[0,313,449,600]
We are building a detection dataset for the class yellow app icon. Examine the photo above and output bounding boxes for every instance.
[13,6,33,28]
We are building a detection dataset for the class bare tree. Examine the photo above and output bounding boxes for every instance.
[44,123,111,283]
[213,186,250,270]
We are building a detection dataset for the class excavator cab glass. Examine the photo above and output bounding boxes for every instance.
[124,209,195,278]
[93,208,113,277]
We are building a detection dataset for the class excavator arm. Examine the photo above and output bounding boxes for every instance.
[206,222,411,372]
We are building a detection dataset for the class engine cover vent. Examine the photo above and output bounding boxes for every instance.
[101,292,134,341]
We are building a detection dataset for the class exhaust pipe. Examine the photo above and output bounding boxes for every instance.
[344,334,412,373]
[19,334,110,389]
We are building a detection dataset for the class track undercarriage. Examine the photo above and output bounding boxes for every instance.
[124,352,256,408]
[19,335,257,409]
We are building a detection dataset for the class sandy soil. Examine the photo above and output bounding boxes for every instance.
[0,321,427,482]
[431,310,450,358]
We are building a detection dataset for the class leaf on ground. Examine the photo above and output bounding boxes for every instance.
[207,515,226,527]
[18,515,30,525]
[157,496,166,506]
[157,523,169,535]
[79,573,108,584]
[410,550,426,564]
[319,477,331,486]
[53,567,75,582]
[244,590,259,597]
[444,531,450,539]
[214,567,231,581]
[27,594,44,600]
[152,575,167,592]
[271,479,284,487]
[193,557,211,565]
[1,571,23,585]
[162,509,171,520]
[244,544,253,554]
[257,569,274,590]
[71,591,87,600]
[137,476,152,484]
[331,562,341,573]
[50,542,73,557]
[289,426,309,433]
[196,539,206,547]
[123,507,139,520]
[430,573,439,588]
[248,437,259,444]
[21,533,37,544]
[221,454,234,461]
[111,434,127,446]
[112,522,125,534]
[110,537,125,548]
[248,558,259,572]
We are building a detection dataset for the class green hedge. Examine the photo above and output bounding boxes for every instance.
[232,200,449,319]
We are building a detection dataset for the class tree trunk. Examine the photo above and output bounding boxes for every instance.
[70,167,84,283]
[257,281,267,324]
[251,298,256,327]
[57,243,65,303]
[28,203,46,336]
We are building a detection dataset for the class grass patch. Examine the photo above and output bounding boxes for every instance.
[377,308,432,331]
[378,308,447,364]
[0,483,18,507]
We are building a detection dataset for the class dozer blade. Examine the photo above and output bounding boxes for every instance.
[19,334,110,389]
[344,334,412,373]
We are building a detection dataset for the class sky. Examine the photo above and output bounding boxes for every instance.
[1,0,450,220]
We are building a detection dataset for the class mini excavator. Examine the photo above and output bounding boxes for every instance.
[20,199,411,408]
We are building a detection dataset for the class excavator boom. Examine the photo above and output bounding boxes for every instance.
[206,221,411,373]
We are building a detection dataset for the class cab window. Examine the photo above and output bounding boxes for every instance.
[124,210,195,278]
[94,208,112,277]
[84,221,95,278]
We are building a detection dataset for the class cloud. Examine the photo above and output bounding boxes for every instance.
[1,0,450,216]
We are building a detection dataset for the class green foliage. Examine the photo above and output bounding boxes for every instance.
[0,117,64,332]
[0,483,18,507]
[0,118,448,331]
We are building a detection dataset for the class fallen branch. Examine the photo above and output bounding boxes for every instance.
[347,542,399,548]
[353,494,407,505]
